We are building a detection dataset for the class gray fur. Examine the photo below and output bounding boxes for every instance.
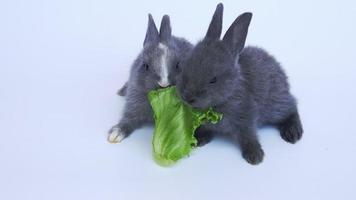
[144,14,159,46]
[176,3,303,165]
[110,14,193,139]
[205,3,223,40]
[117,82,128,96]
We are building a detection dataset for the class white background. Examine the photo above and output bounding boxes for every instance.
[1,0,356,199]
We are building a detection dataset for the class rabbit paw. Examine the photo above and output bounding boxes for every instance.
[108,126,126,143]
[242,145,264,165]
[279,113,303,144]
[194,130,213,147]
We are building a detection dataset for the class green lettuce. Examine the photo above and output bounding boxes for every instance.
[148,86,222,166]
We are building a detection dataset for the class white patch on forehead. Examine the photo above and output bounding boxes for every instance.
[158,43,170,88]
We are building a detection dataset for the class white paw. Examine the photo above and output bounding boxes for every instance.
[108,126,125,143]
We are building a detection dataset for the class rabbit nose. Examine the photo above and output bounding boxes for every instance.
[187,98,196,104]
[182,93,196,104]
[158,80,170,88]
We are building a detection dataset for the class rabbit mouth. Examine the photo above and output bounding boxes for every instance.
[184,99,210,110]
[176,88,210,109]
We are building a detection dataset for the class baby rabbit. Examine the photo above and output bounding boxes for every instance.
[108,14,193,143]
[176,3,303,165]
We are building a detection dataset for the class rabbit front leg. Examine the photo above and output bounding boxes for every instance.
[234,124,264,165]
[108,98,153,143]
[226,108,264,165]
[194,126,214,147]
[210,109,264,165]
[108,116,147,143]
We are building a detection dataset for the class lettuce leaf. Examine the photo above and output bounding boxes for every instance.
[148,86,222,166]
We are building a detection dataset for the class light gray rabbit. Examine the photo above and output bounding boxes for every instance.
[108,14,193,143]
[176,3,303,165]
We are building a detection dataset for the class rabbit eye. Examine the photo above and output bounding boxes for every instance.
[143,63,149,71]
[209,77,217,84]
[175,62,180,70]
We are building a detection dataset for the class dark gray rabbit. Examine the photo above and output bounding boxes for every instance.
[108,14,193,143]
[176,3,303,165]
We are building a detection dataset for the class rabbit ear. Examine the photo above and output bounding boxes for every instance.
[159,15,172,43]
[205,3,223,40]
[222,12,252,56]
[144,14,159,46]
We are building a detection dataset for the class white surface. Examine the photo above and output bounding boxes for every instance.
[1,0,356,199]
